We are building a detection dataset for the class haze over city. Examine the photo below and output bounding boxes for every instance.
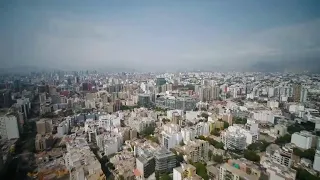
[1,0,320,72]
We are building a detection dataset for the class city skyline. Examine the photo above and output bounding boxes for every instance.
[1,0,320,72]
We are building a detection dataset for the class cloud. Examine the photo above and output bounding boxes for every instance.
[2,12,320,71]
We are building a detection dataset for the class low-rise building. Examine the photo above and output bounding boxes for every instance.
[173,163,203,180]
[219,159,263,180]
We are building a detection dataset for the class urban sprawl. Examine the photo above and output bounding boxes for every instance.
[0,71,320,180]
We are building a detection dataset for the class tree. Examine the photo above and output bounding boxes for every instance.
[198,136,206,140]
[118,175,125,180]
[141,126,155,136]
[296,168,320,180]
[223,121,229,129]
[247,140,270,152]
[176,154,184,165]
[208,150,213,160]
[211,130,220,136]
[107,162,115,170]
[275,134,291,145]
[233,117,247,124]
[162,118,170,124]
[244,150,260,162]
[179,140,185,146]
[201,107,207,111]
[212,155,224,163]
[201,112,209,119]
[160,173,171,180]
[146,135,159,144]
[293,148,316,161]
[194,162,209,180]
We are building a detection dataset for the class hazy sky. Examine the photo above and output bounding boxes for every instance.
[1,0,320,71]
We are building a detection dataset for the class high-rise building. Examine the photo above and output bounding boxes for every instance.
[0,115,20,140]
[36,119,53,135]
[136,154,155,179]
[300,87,308,103]
[313,137,320,171]
[138,94,152,107]
[154,148,176,174]
[293,84,302,102]
[291,131,315,150]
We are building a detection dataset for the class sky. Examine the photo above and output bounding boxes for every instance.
[1,0,320,72]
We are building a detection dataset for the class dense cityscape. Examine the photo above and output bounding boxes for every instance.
[2,0,320,180]
[0,71,319,180]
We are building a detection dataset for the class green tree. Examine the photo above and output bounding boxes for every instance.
[141,126,155,136]
[223,121,229,129]
[118,175,125,180]
[107,162,115,170]
[162,118,170,123]
[146,135,159,144]
[201,112,209,119]
[198,136,206,140]
[247,140,270,152]
[275,134,291,145]
[212,155,224,163]
[293,148,316,161]
[179,140,185,146]
[244,150,260,162]
[160,173,171,180]
[194,162,209,180]
[208,150,213,160]
[233,117,247,124]
[296,168,320,180]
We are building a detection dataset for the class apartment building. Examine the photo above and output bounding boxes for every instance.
[291,131,315,150]
[219,159,263,180]
[173,163,202,180]
[179,139,209,163]
[36,119,53,135]
[0,115,19,140]
[265,144,293,168]
[221,125,258,150]
[154,148,176,174]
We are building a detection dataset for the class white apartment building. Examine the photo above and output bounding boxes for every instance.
[313,151,320,172]
[0,115,19,140]
[252,110,275,124]
[173,163,201,180]
[180,139,209,162]
[181,127,196,144]
[104,139,119,156]
[128,117,156,133]
[96,133,122,154]
[57,118,71,137]
[195,122,210,137]
[98,114,121,131]
[167,110,184,120]
[185,111,201,122]
[219,162,261,180]
[262,160,296,180]
[162,131,183,150]
[221,125,258,150]
[288,104,305,114]
[265,144,293,168]
[267,100,279,109]
[291,131,315,150]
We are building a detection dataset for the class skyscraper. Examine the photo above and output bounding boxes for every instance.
[293,84,302,102]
